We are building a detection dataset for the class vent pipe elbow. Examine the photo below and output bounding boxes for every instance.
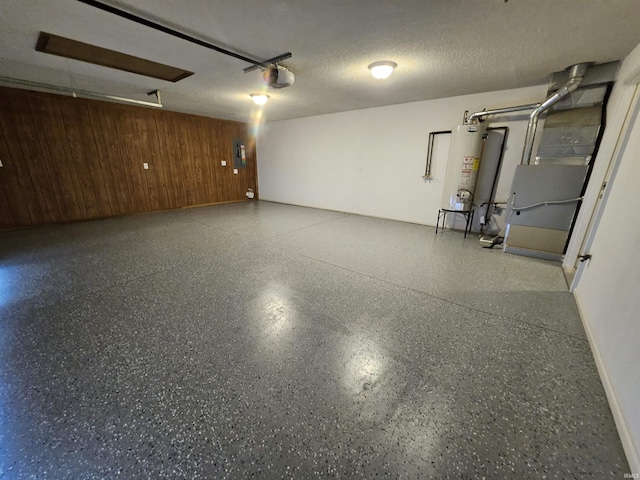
[568,62,589,80]
[521,62,589,165]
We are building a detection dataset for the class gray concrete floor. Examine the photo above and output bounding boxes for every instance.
[0,201,627,478]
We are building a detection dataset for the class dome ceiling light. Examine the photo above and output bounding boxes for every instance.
[250,93,270,105]
[368,61,397,79]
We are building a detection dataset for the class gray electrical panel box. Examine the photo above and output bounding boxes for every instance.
[233,139,246,169]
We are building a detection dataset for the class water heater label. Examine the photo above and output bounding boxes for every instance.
[461,156,475,171]
[458,156,479,188]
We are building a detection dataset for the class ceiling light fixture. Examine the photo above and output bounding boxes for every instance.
[368,61,397,80]
[250,93,270,105]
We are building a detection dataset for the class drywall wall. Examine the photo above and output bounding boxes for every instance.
[573,42,640,474]
[257,50,640,471]
[0,87,257,229]
[564,45,640,269]
[257,85,548,226]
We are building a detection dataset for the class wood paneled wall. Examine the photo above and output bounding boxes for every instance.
[0,86,258,229]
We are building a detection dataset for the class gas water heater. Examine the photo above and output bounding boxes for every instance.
[441,124,486,211]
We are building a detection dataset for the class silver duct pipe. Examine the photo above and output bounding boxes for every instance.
[521,63,589,165]
[466,103,541,124]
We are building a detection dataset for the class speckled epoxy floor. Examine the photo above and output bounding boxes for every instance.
[0,201,628,478]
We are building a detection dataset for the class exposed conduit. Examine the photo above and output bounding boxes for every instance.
[513,196,584,211]
[0,76,163,108]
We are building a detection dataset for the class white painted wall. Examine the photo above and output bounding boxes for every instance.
[564,43,640,269]
[573,42,640,474]
[258,61,640,471]
[258,85,547,226]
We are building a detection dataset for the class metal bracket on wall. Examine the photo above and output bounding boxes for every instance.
[147,89,161,105]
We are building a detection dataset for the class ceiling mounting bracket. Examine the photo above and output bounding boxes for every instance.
[242,54,291,74]
[77,0,292,72]
[147,89,161,104]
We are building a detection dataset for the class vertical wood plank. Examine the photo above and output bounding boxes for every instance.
[105,107,133,213]
[48,100,85,219]
[23,99,69,222]
[142,114,170,211]
[153,114,183,208]
[0,86,257,229]
[0,115,19,228]
[79,102,117,217]
[0,92,36,226]
[114,109,150,213]
[174,117,197,206]
[3,97,51,224]
[86,104,119,215]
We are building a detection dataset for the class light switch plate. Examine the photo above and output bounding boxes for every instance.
[233,168,238,174]
[0,159,3,167]
[143,163,149,169]
[221,160,227,166]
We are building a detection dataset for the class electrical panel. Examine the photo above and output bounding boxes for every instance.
[233,139,246,169]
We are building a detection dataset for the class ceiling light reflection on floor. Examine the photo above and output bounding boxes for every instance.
[345,347,385,395]
[266,298,290,334]
[257,286,296,337]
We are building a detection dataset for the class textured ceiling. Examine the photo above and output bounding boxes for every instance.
[1,0,639,123]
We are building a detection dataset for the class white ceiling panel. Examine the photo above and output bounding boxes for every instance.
[1,0,639,122]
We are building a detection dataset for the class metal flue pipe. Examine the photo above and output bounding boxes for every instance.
[466,103,541,124]
[521,63,589,164]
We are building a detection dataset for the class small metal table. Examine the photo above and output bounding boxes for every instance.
[436,208,475,238]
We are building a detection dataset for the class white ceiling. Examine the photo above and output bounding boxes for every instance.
[1,0,639,123]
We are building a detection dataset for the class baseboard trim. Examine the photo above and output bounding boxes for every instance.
[258,198,448,228]
[259,198,432,226]
[0,199,252,232]
[562,266,576,289]
[574,290,640,474]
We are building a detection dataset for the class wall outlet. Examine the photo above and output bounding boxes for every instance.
[143,163,149,169]
[221,160,227,166]
[233,168,238,175]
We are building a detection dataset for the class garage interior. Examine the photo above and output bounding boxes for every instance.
[1,1,639,478]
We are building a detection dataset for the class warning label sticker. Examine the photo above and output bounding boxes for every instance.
[458,156,480,189]
[460,156,474,175]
